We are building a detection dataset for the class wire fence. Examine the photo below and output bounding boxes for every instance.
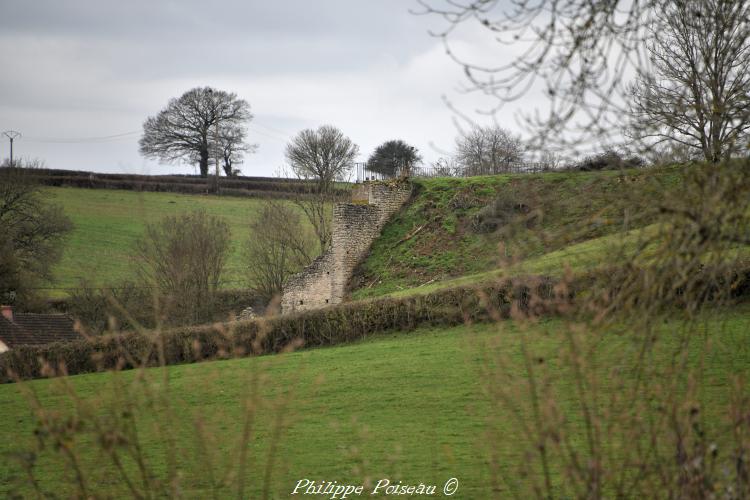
[354,161,551,182]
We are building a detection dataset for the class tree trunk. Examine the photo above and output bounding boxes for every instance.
[199,147,209,178]
[222,158,233,177]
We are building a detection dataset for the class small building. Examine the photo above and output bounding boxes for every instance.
[0,305,81,353]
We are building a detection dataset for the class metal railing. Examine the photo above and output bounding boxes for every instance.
[355,161,551,182]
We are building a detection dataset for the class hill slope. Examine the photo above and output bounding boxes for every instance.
[351,167,680,299]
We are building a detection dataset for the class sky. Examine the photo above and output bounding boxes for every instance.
[0,0,545,177]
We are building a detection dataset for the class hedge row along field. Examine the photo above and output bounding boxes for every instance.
[9,261,748,381]
[25,167,350,199]
[1,277,557,382]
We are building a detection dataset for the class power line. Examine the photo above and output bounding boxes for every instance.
[247,124,288,143]
[22,130,141,144]
[18,122,289,146]
[252,121,291,139]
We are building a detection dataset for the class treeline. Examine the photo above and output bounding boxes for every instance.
[22,167,350,199]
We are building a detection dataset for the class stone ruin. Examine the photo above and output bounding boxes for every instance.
[238,306,257,320]
[280,180,413,314]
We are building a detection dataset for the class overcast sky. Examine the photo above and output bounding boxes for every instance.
[0,0,541,177]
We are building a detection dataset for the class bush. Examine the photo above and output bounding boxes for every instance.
[244,201,316,301]
[59,286,262,335]
[567,149,645,171]
[66,281,152,334]
[136,211,231,325]
[472,192,533,233]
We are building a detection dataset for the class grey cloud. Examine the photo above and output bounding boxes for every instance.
[0,0,527,176]
[1,1,431,49]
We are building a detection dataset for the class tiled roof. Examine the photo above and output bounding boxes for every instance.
[0,313,81,348]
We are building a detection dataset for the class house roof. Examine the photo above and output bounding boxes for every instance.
[0,313,81,348]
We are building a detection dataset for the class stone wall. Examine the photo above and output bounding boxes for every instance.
[281,180,412,313]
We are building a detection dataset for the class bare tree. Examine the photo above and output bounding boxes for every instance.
[431,156,460,177]
[455,125,524,175]
[136,210,230,324]
[286,125,359,183]
[414,1,669,150]
[285,125,358,249]
[218,124,257,177]
[630,0,750,163]
[0,163,72,307]
[538,151,564,171]
[139,87,253,178]
[244,202,316,302]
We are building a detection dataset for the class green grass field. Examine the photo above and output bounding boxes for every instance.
[43,187,316,297]
[1,304,748,497]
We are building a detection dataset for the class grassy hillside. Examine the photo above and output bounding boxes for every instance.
[0,305,747,497]
[44,186,318,296]
[351,167,681,299]
[380,225,655,298]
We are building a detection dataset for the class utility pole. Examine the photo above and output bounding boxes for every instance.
[2,130,21,167]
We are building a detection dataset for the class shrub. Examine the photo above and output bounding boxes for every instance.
[60,286,261,335]
[472,192,534,234]
[66,281,152,334]
[136,210,231,325]
[244,201,316,301]
[566,149,645,171]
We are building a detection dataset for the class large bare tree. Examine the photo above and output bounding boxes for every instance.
[285,125,358,249]
[630,0,750,163]
[139,87,253,177]
[455,125,524,175]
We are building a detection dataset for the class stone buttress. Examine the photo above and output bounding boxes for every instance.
[280,180,412,313]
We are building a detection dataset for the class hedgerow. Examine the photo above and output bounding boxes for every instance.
[24,168,350,199]
[0,278,555,382]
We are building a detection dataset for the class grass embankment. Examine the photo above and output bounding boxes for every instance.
[44,186,319,297]
[352,167,681,299]
[1,304,748,497]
